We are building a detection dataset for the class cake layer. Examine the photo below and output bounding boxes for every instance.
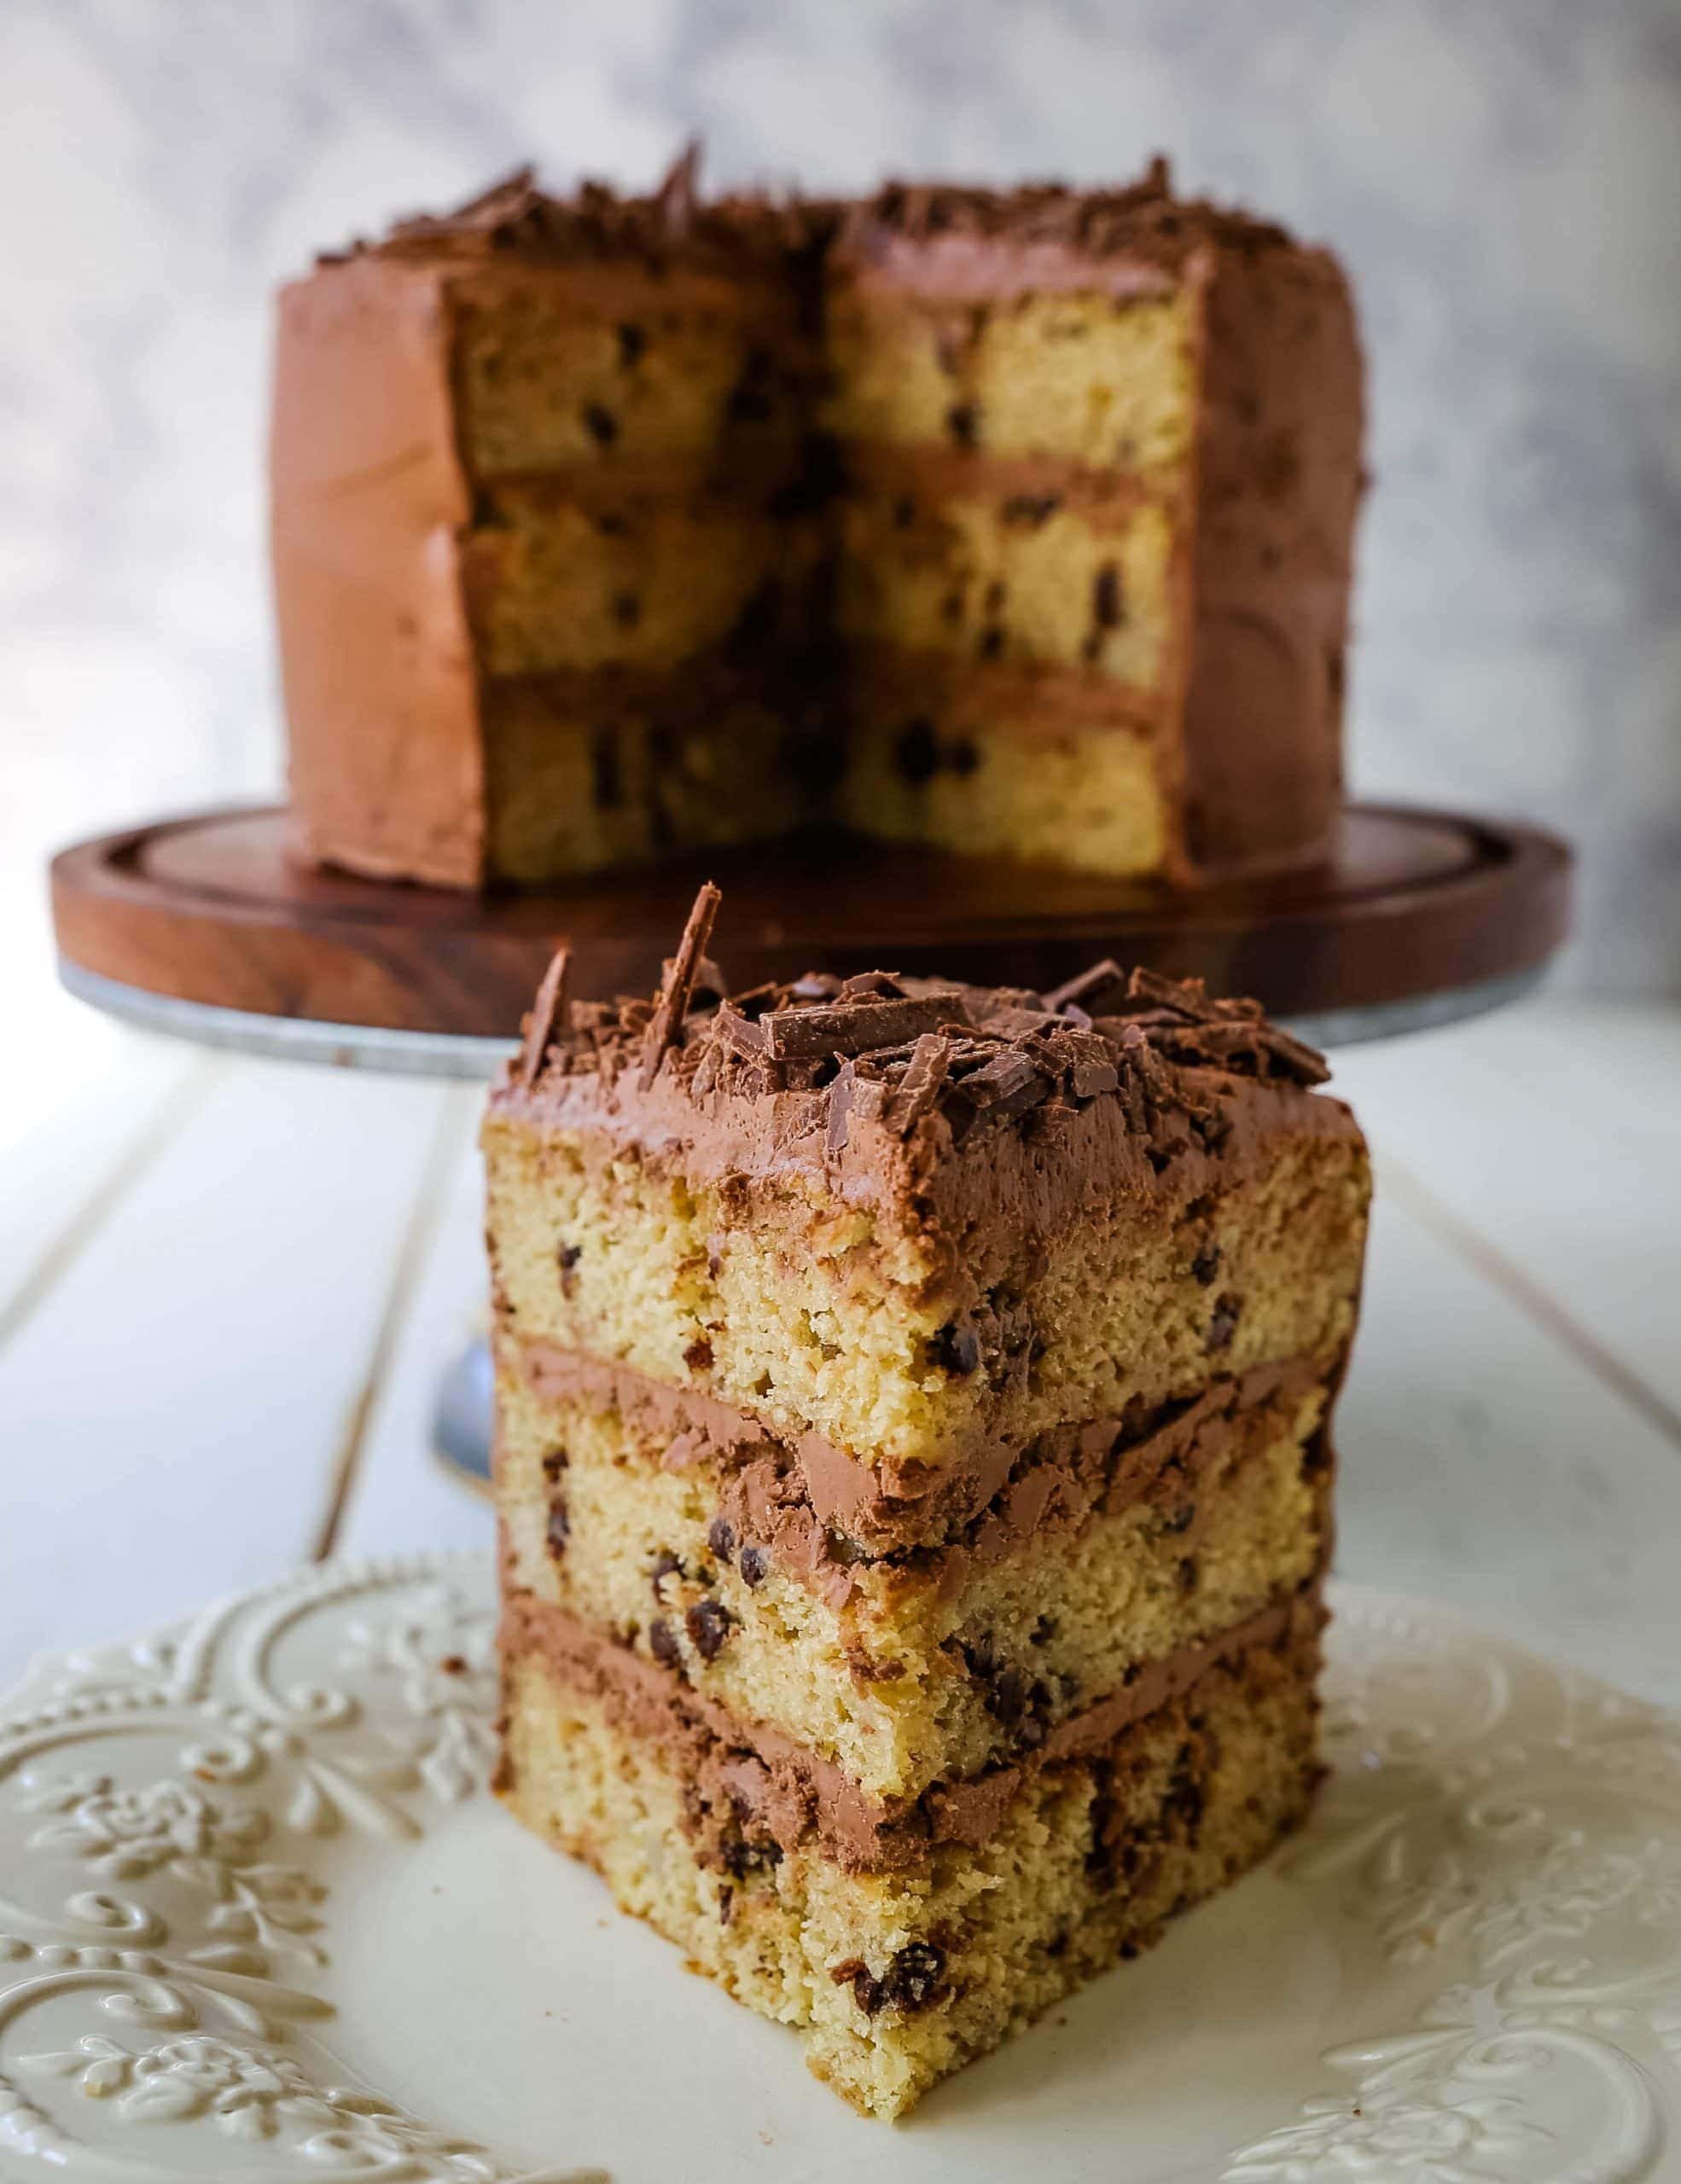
[484,1035,1366,1474]
[839,707,1166,874]
[835,481,1173,685]
[497,1339,1329,1800]
[453,268,814,476]
[822,284,1195,470]
[462,478,819,676]
[498,1593,1322,2117]
[483,677,811,882]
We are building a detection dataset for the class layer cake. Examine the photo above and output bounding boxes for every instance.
[276,154,1364,889]
[486,884,1370,2117]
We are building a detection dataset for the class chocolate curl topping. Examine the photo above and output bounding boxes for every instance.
[656,140,701,234]
[641,881,722,1086]
[516,944,570,1090]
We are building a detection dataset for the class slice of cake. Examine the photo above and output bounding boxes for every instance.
[824,169,1364,879]
[276,154,1364,891]
[486,886,1370,2118]
[271,154,828,888]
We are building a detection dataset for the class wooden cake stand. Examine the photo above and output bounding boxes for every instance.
[51,800,1570,1072]
[51,799,1571,1492]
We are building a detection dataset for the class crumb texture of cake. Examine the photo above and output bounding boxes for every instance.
[487,891,1368,2117]
[275,154,1363,887]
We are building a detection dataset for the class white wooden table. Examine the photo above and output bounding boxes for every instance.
[3,988,1678,1709]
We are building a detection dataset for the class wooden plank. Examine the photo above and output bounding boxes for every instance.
[334,1103,497,1562]
[0,1023,206,1346]
[1337,1177,1681,1708]
[1335,997,1681,1430]
[0,1059,452,1682]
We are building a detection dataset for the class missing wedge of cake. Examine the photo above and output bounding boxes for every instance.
[486,885,1370,2119]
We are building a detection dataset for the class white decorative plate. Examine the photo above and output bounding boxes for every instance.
[1,1558,1678,2184]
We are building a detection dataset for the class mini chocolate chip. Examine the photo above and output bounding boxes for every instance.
[946,402,978,447]
[939,588,966,626]
[724,578,779,659]
[684,1336,714,1372]
[881,1940,946,2012]
[595,512,629,537]
[950,737,980,776]
[1191,1243,1221,1287]
[649,1551,682,1599]
[722,1833,782,1879]
[582,401,619,445]
[1092,561,1126,628]
[892,494,916,529]
[1003,492,1061,526]
[738,1545,770,1588]
[852,1966,885,2014]
[556,1241,583,1297]
[611,590,641,629]
[1161,1502,1195,1536]
[590,731,622,810]
[978,626,1004,659]
[930,1321,981,1375]
[893,718,940,787]
[540,1446,568,1483]
[685,1597,732,1663]
[439,1653,468,1676]
[616,322,646,367]
[1177,1554,1199,1593]
[707,1516,736,1564]
[1207,1292,1242,1350]
[718,1883,734,1926]
[649,1618,683,1670]
[725,382,775,424]
[546,1498,570,1556]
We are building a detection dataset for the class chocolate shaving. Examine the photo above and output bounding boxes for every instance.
[516,945,570,1090]
[884,1034,952,1134]
[501,888,1333,1147]
[760,992,963,1060]
[640,882,721,1086]
[656,140,701,235]
[1043,958,1129,1018]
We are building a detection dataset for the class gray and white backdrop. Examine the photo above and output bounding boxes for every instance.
[4,0,1680,1004]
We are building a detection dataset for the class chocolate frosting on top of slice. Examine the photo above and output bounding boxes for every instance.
[497,884,1331,1153]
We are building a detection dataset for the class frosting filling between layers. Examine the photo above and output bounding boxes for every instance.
[514,1336,1328,1577]
[498,1583,1323,1873]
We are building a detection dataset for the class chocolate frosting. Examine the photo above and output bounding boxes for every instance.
[832,158,1302,302]
[517,1338,1324,1584]
[490,914,1359,1270]
[330,150,831,275]
[503,1583,1323,1873]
